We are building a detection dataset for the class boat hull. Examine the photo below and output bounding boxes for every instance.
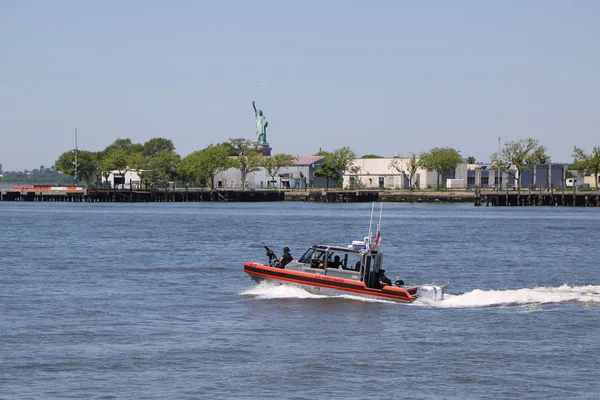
[244,261,416,303]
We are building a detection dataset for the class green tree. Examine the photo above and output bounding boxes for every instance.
[492,138,550,191]
[228,138,262,188]
[314,147,359,189]
[419,147,463,189]
[361,154,383,159]
[55,149,97,185]
[142,138,176,158]
[261,154,295,188]
[466,156,476,164]
[129,152,150,188]
[179,151,208,187]
[106,138,142,154]
[180,145,232,189]
[148,152,181,190]
[100,148,130,188]
[572,146,600,190]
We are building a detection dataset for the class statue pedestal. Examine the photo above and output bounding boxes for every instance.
[255,143,272,156]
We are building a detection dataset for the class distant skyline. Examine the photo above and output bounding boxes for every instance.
[1,1,599,171]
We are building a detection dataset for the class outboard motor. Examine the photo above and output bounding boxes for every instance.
[417,285,445,301]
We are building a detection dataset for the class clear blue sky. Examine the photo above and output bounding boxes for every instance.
[1,0,599,171]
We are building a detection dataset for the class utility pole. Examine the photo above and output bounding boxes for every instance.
[73,128,79,186]
[497,136,501,190]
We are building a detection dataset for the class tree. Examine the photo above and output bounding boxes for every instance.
[389,154,420,191]
[148,152,181,190]
[228,138,262,188]
[55,149,97,185]
[572,146,600,190]
[129,152,151,188]
[101,148,129,188]
[180,151,208,187]
[105,138,143,154]
[180,145,232,189]
[361,154,383,159]
[419,147,463,189]
[466,156,476,164]
[142,138,176,158]
[493,138,550,191]
[314,147,359,189]
[261,154,295,188]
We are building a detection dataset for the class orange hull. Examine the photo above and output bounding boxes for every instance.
[244,261,417,303]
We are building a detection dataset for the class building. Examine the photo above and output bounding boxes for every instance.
[102,170,145,189]
[214,156,326,189]
[466,164,513,189]
[342,155,441,189]
[517,164,569,189]
[583,174,599,189]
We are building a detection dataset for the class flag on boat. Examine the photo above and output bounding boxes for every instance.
[375,230,382,246]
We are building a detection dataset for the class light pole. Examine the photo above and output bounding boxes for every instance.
[73,128,79,186]
[497,136,501,190]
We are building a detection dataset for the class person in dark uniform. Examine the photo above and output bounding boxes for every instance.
[279,247,293,267]
[378,270,392,287]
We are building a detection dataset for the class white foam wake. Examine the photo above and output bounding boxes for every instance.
[240,281,393,303]
[419,284,600,308]
[240,281,325,299]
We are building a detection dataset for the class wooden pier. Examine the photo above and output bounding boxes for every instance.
[1,187,598,206]
[475,188,600,207]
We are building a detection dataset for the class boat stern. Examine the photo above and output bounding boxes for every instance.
[416,285,445,301]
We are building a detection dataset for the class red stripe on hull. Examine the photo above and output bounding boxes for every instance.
[244,262,414,303]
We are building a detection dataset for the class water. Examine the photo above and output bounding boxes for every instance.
[1,202,599,399]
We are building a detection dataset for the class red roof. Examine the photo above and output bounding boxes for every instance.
[293,156,324,165]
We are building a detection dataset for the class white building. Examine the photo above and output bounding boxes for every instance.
[342,155,445,189]
[102,170,145,189]
[214,156,327,189]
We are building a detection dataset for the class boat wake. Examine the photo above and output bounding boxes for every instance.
[242,282,600,308]
[241,282,325,300]
[417,284,600,308]
[240,282,394,303]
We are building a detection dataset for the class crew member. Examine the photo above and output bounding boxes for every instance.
[279,247,293,267]
[330,255,343,269]
[379,270,392,287]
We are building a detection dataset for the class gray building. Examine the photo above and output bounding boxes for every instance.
[519,164,568,189]
[214,155,327,189]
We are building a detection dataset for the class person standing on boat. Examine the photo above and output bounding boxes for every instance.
[279,247,293,267]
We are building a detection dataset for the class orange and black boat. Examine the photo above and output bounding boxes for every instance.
[244,237,446,303]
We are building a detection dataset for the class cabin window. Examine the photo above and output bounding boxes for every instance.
[298,249,326,268]
[344,253,362,271]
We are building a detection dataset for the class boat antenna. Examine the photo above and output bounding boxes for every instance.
[367,202,375,245]
[375,203,383,248]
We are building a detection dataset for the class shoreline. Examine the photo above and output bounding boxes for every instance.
[1,187,598,206]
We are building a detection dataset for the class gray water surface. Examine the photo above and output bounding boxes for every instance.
[1,202,599,399]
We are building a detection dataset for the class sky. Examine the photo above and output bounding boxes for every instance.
[1,0,599,171]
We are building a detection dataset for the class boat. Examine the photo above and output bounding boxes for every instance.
[243,204,446,303]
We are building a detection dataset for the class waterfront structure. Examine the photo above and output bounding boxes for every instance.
[466,163,513,189]
[342,155,441,189]
[584,175,599,188]
[518,164,569,189]
[214,155,327,189]
[102,170,145,189]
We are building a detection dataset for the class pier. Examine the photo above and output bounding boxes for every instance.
[1,187,598,206]
[477,188,600,207]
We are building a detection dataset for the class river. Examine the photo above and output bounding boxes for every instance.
[1,202,599,399]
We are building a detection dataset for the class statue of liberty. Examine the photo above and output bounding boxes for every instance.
[252,99,268,145]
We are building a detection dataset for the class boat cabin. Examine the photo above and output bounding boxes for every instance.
[285,240,388,289]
